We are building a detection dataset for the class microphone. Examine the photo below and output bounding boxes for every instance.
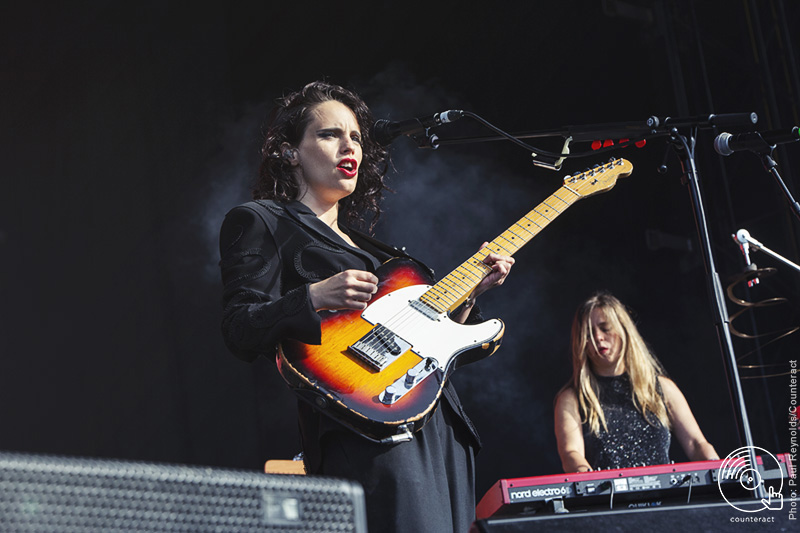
[733,229,759,286]
[372,110,464,146]
[714,127,799,156]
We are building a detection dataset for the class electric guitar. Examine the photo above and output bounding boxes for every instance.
[278,158,634,442]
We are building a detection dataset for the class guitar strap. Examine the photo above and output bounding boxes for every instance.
[345,227,436,281]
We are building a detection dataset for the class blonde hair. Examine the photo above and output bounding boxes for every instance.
[568,292,670,435]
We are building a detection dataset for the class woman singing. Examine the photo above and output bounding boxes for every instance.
[218,81,513,532]
[554,292,719,472]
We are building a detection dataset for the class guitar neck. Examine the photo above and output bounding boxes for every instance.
[419,185,582,313]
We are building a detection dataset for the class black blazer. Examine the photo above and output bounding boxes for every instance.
[219,199,481,449]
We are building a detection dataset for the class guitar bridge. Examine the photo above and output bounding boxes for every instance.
[348,324,412,371]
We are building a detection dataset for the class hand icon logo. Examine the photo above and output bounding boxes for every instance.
[760,485,783,511]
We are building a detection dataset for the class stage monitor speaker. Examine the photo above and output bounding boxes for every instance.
[0,451,367,532]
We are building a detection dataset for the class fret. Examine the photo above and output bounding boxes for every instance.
[553,190,573,205]
[453,265,482,284]
[542,200,561,213]
[425,284,454,301]
[486,239,514,256]
[505,227,527,242]
[521,215,543,230]
[417,160,632,314]
[496,234,522,254]
[438,277,469,298]
[532,208,552,221]
[511,223,536,240]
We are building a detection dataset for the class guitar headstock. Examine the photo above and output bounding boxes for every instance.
[564,158,634,198]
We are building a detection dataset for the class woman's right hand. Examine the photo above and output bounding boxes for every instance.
[309,270,379,311]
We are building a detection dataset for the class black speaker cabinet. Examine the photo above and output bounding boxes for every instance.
[0,451,367,532]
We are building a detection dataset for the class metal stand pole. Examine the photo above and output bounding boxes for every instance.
[669,129,765,500]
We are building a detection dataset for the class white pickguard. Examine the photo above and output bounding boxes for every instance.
[360,284,503,371]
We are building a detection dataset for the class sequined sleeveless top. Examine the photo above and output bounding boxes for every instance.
[582,373,671,469]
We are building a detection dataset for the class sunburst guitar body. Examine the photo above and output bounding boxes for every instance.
[278,158,634,442]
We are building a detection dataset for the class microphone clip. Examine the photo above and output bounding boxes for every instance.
[409,130,440,150]
[732,230,759,287]
[531,137,572,171]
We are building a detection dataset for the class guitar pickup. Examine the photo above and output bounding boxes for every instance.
[348,324,412,371]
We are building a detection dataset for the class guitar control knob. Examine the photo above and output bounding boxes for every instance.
[405,367,420,387]
[382,385,399,404]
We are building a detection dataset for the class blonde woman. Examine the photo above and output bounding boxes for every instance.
[554,292,719,472]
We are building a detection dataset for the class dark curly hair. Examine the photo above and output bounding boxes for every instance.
[254,81,389,232]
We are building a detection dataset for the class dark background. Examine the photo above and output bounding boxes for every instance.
[3,0,799,502]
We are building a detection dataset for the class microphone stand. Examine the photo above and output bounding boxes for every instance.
[754,149,800,223]
[438,113,757,145]
[667,127,765,501]
[736,229,800,274]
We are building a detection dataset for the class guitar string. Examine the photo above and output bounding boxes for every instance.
[358,202,560,358]
[360,164,612,364]
[356,160,625,365]
[357,169,598,356]
[416,159,622,317]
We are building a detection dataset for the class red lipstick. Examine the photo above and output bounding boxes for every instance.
[337,158,358,177]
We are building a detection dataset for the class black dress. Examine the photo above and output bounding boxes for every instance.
[581,374,671,470]
[219,199,481,533]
